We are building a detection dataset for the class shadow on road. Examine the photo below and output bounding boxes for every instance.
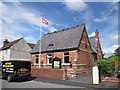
[13,77,37,83]
[2,77,37,83]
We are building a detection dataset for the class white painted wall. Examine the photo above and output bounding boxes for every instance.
[0,49,11,61]
[10,39,32,61]
[0,51,2,61]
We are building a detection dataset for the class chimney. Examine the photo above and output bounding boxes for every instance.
[3,39,9,46]
[95,30,99,39]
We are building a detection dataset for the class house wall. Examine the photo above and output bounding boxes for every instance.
[9,39,32,61]
[31,50,78,78]
[0,49,11,61]
[75,29,94,78]
[31,49,94,79]
[31,51,78,67]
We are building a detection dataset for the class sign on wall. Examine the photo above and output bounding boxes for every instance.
[54,61,60,68]
[52,57,61,69]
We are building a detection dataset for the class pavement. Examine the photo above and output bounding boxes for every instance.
[102,76,120,86]
[68,73,93,84]
[33,77,119,89]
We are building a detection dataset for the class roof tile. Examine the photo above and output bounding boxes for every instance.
[31,24,85,53]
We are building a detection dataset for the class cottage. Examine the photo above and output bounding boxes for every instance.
[30,24,102,79]
[0,38,35,61]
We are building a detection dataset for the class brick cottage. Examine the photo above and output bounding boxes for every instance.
[30,24,103,80]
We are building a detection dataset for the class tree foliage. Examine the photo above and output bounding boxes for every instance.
[95,56,119,77]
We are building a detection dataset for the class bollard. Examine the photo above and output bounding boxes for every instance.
[92,66,99,84]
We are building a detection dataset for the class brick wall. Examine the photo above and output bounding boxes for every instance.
[116,61,120,70]
[77,51,94,68]
[31,67,67,80]
[78,29,94,70]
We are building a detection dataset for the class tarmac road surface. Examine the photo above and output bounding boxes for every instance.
[2,79,86,88]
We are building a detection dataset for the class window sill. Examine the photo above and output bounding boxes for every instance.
[47,63,52,66]
[62,63,71,66]
[34,63,39,66]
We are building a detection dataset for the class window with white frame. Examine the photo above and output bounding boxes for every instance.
[47,54,52,64]
[35,55,39,64]
[64,52,69,63]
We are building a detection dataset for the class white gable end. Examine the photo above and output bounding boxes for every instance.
[9,39,31,61]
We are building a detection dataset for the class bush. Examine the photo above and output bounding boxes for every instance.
[95,56,119,77]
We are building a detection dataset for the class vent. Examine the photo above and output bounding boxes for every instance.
[48,44,54,46]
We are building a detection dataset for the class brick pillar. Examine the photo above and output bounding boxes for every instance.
[95,30,99,39]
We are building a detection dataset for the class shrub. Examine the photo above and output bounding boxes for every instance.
[95,56,118,77]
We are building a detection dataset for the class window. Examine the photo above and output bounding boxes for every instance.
[35,55,39,64]
[64,52,69,63]
[48,44,54,46]
[47,54,52,64]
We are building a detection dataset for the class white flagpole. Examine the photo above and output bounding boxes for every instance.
[39,18,42,68]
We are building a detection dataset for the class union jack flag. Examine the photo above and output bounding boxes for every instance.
[42,18,48,25]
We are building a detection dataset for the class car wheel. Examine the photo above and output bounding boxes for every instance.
[7,74,13,82]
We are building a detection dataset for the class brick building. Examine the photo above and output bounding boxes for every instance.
[30,24,102,79]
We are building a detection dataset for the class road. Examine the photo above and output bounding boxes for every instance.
[1,79,86,88]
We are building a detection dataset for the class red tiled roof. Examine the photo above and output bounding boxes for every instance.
[27,43,35,49]
[1,38,23,50]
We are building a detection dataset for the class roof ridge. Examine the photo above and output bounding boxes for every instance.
[9,37,23,43]
[43,24,85,36]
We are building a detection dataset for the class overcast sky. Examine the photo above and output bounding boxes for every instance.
[0,1,119,57]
